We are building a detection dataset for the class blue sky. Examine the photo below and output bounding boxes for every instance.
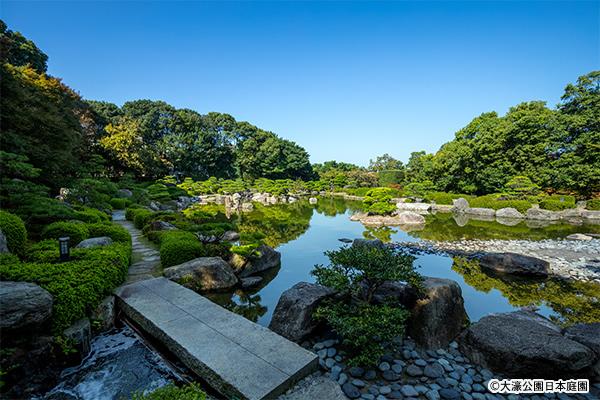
[3,1,599,166]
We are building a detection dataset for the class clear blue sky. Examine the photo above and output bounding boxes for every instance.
[3,1,599,166]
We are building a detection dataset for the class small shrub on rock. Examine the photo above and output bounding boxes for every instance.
[0,210,27,256]
[363,188,396,215]
[312,245,423,366]
[41,221,89,246]
[160,231,206,267]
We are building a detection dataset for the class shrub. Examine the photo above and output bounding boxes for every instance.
[540,199,573,211]
[131,383,206,400]
[25,240,60,263]
[311,245,422,366]
[147,183,171,202]
[0,211,27,256]
[587,199,600,210]
[363,188,397,215]
[230,243,260,258]
[204,242,232,260]
[133,209,155,229]
[73,206,110,223]
[503,176,540,198]
[87,223,131,244]
[378,170,404,187]
[404,180,436,198]
[41,221,89,246]
[425,192,472,205]
[110,198,131,209]
[0,242,130,333]
[160,231,206,268]
[469,195,532,213]
[65,178,118,210]
[125,205,144,220]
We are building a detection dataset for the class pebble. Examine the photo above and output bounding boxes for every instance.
[388,391,402,399]
[424,363,445,378]
[317,349,327,359]
[415,385,428,394]
[392,363,403,374]
[338,373,348,385]
[472,383,485,392]
[406,365,423,377]
[401,385,419,397]
[325,358,335,369]
[471,394,486,400]
[439,388,461,400]
[364,370,377,380]
[426,390,441,400]
[361,395,375,400]
[379,385,391,395]
[342,383,361,399]
[349,366,365,377]
[322,339,337,347]
[352,379,366,388]
[382,370,400,381]
[327,347,337,357]
[331,365,342,380]
[415,359,428,367]
[446,378,459,386]
[379,361,390,371]
[461,374,473,385]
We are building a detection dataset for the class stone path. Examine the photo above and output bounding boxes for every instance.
[115,277,318,400]
[112,210,161,284]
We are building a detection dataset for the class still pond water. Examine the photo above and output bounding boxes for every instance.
[201,198,600,328]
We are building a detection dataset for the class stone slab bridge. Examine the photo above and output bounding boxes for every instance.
[114,277,318,400]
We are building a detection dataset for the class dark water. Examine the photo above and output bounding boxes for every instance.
[200,198,600,327]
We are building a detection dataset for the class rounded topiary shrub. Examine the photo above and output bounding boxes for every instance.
[587,199,600,211]
[87,223,131,244]
[0,210,28,256]
[73,206,110,223]
[160,231,206,268]
[110,198,131,210]
[41,221,89,246]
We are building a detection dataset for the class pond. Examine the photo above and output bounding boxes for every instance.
[199,197,600,328]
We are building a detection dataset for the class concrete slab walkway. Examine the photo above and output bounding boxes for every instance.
[115,278,318,400]
[112,210,161,283]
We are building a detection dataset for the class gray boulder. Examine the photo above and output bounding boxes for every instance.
[238,245,281,277]
[370,280,419,308]
[408,277,467,349]
[91,295,115,331]
[63,318,91,356]
[566,233,594,241]
[352,238,385,249]
[240,276,263,289]
[496,207,524,219]
[526,207,561,221]
[0,281,53,331]
[396,202,432,213]
[279,375,347,400]
[75,236,113,249]
[0,229,9,253]
[221,231,240,242]
[564,323,600,379]
[478,252,549,277]
[452,198,469,213]
[269,282,335,342]
[164,257,238,291]
[458,311,595,378]
[395,211,426,225]
[464,208,495,217]
[117,188,133,198]
[147,220,177,231]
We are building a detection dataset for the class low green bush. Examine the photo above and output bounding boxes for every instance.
[87,223,131,244]
[160,231,206,267]
[0,210,27,256]
[73,206,110,223]
[587,199,600,210]
[125,205,144,220]
[131,383,206,400]
[0,242,130,333]
[230,243,260,258]
[204,243,232,260]
[363,188,397,215]
[469,195,532,213]
[425,192,472,205]
[147,183,171,202]
[25,240,60,263]
[366,202,396,215]
[196,222,235,237]
[41,221,90,246]
[110,198,131,209]
[378,170,404,187]
[133,209,155,229]
[540,199,574,211]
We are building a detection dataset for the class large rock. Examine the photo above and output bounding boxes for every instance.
[269,282,335,342]
[396,202,432,213]
[63,318,91,356]
[91,295,115,331]
[117,188,133,198]
[0,281,53,331]
[147,220,177,231]
[164,257,238,291]
[408,277,467,349]
[352,238,385,249]
[566,233,594,241]
[478,252,549,277]
[238,245,281,277]
[395,211,426,225]
[0,229,9,253]
[221,231,240,242]
[464,208,495,217]
[526,207,561,221]
[278,374,347,400]
[75,236,113,249]
[370,281,419,308]
[496,207,524,219]
[564,323,600,379]
[458,311,595,378]
[452,198,469,213]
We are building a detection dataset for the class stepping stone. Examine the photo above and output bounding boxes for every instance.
[115,278,317,399]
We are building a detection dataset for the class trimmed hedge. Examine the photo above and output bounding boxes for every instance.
[587,199,600,211]
[131,383,206,400]
[159,230,206,268]
[41,221,89,246]
[110,198,131,210]
[425,192,473,205]
[73,206,110,223]
[0,210,27,256]
[87,222,131,244]
[0,242,131,333]
[126,208,156,229]
[540,199,573,211]
[469,195,532,213]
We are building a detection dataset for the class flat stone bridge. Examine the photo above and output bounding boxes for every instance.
[114,278,318,400]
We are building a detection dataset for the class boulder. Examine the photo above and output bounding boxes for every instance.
[147,220,177,231]
[396,203,432,213]
[408,277,468,349]
[221,231,240,242]
[352,238,385,249]
[564,323,600,379]
[371,281,419,308]
[148,201,162,211]
[91,295,115,331]
[241,202,254,212]
[464,208,496,217]
[279,374,347,400]
[496,207,524,219]
[458,311,595,378]
[63,318,91,356]
[395,211,426,225]
[566,233,594,241]
[240,276,263,289]
[268,282,335,342]
[117,188,133,198]
[452,198,469,213]
[0,281,53,331]
[478,252,549,277]
[164,257,238,291]
[75,236,113,249]
[526,207,561,221]
[309,197,318,204]
[238,245,281,277]
[0,229,9,253]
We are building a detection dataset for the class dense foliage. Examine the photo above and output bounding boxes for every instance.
[312,245,422,366]
[131,383,206,400]
[0,211,27,256]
